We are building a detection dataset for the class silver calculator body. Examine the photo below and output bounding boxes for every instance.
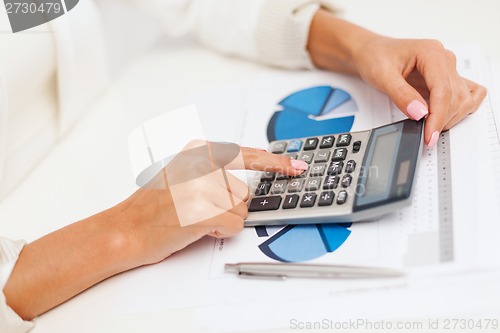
[245,119,424,226]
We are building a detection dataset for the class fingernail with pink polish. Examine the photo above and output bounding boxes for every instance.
[290,159,308,171]
[428,131,440,148]
[407,100,428,121]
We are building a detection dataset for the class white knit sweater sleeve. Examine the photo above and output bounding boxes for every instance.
[0,237,33,333]
[125,0,324,69]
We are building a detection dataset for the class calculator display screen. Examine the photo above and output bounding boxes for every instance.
[364,131,399,197]
[354,119,423,212]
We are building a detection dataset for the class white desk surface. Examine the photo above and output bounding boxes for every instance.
[1,1,500,332]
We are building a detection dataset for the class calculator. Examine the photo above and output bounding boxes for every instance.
[245,119,424,226]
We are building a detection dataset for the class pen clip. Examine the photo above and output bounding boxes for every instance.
[237,271,287,281]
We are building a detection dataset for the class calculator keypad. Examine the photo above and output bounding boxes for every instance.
[248,132,368,214]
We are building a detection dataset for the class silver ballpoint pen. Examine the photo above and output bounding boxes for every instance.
[225,262,405,280]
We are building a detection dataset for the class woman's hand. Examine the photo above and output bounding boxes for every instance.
[351,37,486,146]
[308,10,487,146]
[4,141,308,320]
[114,141,309,267]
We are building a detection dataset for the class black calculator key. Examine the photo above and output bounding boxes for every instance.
[310,163,326,177]
[337,134,352,147]
[352,141,362,153]
[282,194,299,209]
[345,160,356,173]
[320,135,335,148]
[260,171,275,181]
[249,196,282,212]
[304,138,319,150]
[314,150,330,163]
[271,180,288,194]
[337,191,348,205]
[305,177,321,191]
[341,174,352,188]
[298,152,314,164]
[327,161,344,175]
[288,178,305,192]
[286,153,298,160]
[318,191,335,206]
[255,182,271,196]
[332,148,348,161]
[287,139,303,152]
[300,193,317,208]
[323,175,339,189]
[271,142,287,154]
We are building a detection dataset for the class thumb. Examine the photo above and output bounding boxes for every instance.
[238,147,308,176]
[381,72,429,121]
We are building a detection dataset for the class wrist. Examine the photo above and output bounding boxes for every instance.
[307,9,379,75]
[102,200,144,271]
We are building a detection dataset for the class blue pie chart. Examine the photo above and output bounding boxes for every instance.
[258,86,357,262]
[256,224,352,262]
[267,86,358,141]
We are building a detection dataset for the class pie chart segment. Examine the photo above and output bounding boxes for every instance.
[258,224,352,263]
[258,225,328,262]
[322,88,352,114]
[279,86,332,116]
[319,224,352,252]
[269,109,355,141]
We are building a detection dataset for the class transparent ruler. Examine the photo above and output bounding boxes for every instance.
[437,131,454,262]
[389,104,454,263]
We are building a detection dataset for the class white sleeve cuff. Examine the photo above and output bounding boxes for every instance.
[0,237,34,333]
[255,0,320,69]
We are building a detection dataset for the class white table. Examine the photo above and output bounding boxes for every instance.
[1,1,500,332]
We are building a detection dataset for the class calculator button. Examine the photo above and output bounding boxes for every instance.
[320,136,335,148]
[345,160,356,173]
[288,178,305,192]
[332,148,348,161]
[337,191,348,205]
[304,138,319,150]
[298,152,314,164]
[305,177,322,191]
[282,194,299,209]
[300,193,317,208]
[327,161,344,175]
[271,142,287,154]
[271,180,288,194]
[310,163,326,177]
[249,196,282,212]
[260,171,275,182]
[314,150,331,163]
[337,134,352,147]
[341,174,352,188]
[276,173,289,180]
[318,191,335,206]
[323,175,339,189]
[287,140,303,152]
[352,141,362,153]
[255,182,271,196]
[286,153,298,160]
